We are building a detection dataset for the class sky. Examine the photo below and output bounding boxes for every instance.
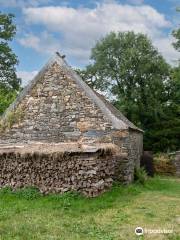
[0,0,180,86]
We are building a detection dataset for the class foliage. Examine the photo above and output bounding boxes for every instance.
[0,12,21,90]
[78,31,179,152]
[0,177,179,239]
[172,7,180,52]
[0,106,24,133]
[0,86,17,115]
[134,167,148,185]
[0,12,21,115]
[173,28,180,52]
[75,67,99,89]
[90,32,169,125]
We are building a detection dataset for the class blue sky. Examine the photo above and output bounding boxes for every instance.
[0,0,180,85]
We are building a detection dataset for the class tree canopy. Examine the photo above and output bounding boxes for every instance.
[173,27,180,52]
[0,12,20,114]
[172,7,180,52]
[0,12,21,90]
[78,31,179,152]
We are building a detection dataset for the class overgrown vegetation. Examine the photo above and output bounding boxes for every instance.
[154,153,176,176]
[134,167,148,185]
[0,177,179,240]
[0,87,17,115]
[0,106,24,133]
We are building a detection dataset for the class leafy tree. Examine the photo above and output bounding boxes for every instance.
[79,32,170,127]
[0,12,20,114]
[78,31,179,152]
[144,72,180,152]
[165,8,180,151]
[173,29,180,51]
[75,67,99,89]
[172,7,180,52]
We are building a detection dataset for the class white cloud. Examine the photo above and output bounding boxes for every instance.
[23,4,170,33]
[17,70,38,86]
[154,36,180,65]
[19,34,40,51]
[18,31,61,54]
[19,2,179,65]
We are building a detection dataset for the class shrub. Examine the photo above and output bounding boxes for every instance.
[134,167,148,185]
[0,106,24,133]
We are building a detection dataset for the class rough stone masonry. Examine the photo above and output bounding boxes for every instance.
[0,53,143,196]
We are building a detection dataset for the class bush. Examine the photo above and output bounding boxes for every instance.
[134,167,148,185]
[0,106,24,133]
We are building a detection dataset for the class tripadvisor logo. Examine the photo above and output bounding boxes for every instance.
[135,226,173,235]
[135,227,143,236]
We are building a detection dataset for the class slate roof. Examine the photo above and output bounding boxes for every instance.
[2,52,142,132]
[94,92,142,132]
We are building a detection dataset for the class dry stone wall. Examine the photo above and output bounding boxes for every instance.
[109,129,143,183]
[128,130,143,180]
[0,62,113,144]
[0,150,126,197]
[0,60,143,191]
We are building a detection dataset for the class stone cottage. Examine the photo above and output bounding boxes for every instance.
[0,53,143,197]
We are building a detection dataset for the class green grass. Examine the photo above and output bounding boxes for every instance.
[0,176,179,240]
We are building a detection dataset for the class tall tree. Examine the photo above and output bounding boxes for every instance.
[172,7,180,52]
[173,29,180,51]
[81,32,170,126]
[168,8,180,151]
[78,32,175,152]
[0,12,20,114]
[144,67,180,152]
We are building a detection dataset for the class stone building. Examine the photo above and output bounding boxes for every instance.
[0,53,143,196]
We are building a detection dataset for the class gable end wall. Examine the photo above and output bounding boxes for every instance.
[0,63,115,144]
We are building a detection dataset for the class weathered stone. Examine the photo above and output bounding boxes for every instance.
[0,53,143,196]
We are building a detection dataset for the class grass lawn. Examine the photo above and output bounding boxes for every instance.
[0,176,179,240]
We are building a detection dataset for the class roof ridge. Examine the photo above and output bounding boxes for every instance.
[1,53,142,131]
[1,54,59,120]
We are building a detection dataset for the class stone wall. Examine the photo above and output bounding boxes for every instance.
[0,149,126,197]
[109,129,143,183]
[0,60,143,189]
[129,130,143,174]
[0,62,113,144]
